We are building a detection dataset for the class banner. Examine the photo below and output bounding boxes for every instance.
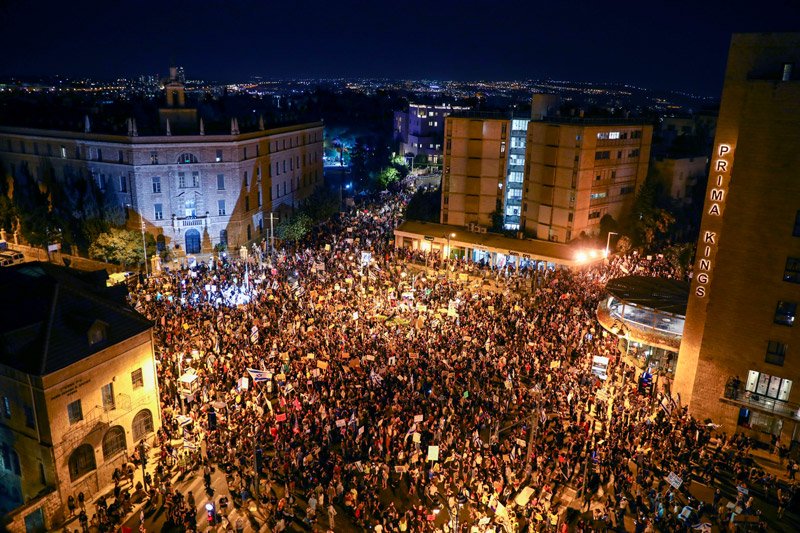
[246,368,272,382]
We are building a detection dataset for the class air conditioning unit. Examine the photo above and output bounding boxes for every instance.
[479,227,487,234]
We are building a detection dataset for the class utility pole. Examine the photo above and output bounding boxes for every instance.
[141,219,149,276]
[269,213,275,256]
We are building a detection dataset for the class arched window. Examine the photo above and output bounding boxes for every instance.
[177,153,198,164]
[68,444,96,481]
[102,426,126,460]
[132,409,154,442]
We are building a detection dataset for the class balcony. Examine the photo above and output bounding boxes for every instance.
[721,386,800,422]
[174,214,209,228]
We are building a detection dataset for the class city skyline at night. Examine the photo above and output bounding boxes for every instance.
[1,0,798,95]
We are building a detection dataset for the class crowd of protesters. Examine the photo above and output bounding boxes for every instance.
[92,184,795,533]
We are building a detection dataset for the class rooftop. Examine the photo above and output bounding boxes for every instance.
[605,275,689,316]
[0,262,152,376]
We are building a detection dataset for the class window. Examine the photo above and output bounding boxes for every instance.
[794,211,800,237]
[131,368,144,389]
[609,131,620,139]
[256,166,261,181]
[191,171,199,187]
[783,63,794,81]
[152,176,161,193]
[283,160,286,173]
[784,257,800,283]
[508,171,524,183]
[258,191,262,207]
[60,145,67,158]
[219,230,228,247]
[244,171,249,187]
[766,340,788,365]
[631,130,642,139]
[595,151,610,160]
[75,146,81,159]
[2,397,10,418]
[68,444,96,481]
[23,405,35,429]
[96,148,102,161]
[150,151,158,164]
[33,143,39,155]
[746,370,791,400]
[184,198,196,217]
[588,211,601,220]
[275,184,279,198]
[507,189,522,199]
[218,199,226,216]
[178,172,186,188]
[217,174,225,190]
[620,186,635,195]
[629,149,640,158]
[597,132,609,140]
[245,197,250,211]
[102,426,126,460]
[590,192,607,200]
[101,383,115,410]
[132,409,154,442]
[67,400,83,424]
[177,153,198,164]
[774,301,796,326]
[243,146,248,159]
[216,150,223,162]
[119,175,127,193]
[154,204,163,221]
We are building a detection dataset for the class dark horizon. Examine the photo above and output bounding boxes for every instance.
[1,0,797,97]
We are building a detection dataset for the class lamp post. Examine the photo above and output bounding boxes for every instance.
[605,231,619,257]
[141,219,149,276]
[446,232,456,280]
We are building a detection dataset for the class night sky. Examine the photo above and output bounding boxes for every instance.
[1,0,798,95]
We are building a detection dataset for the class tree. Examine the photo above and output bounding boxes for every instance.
[300,187,340,222]
[375,167,400,189]
[276,213,312,243]
[626,178,675,250]
[413,153,429,168]
[405,186,441,223]
[89,228,155,267]
[616,235,632,254]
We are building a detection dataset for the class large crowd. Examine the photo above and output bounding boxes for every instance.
[101,186,794,532]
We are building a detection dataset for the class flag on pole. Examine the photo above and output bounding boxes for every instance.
[246,368,272,382]
[250,325,259,344]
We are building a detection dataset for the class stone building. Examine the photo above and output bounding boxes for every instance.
[674,33,800,443]
[0,67,324,256]
[0,262,159,531]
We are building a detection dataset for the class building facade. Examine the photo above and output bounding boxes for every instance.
[524,119,653,242]
[649,155,708,204]
[0,263,159,532]
[440,114,508,229]
[394,104,468,166]
[0,123,323,255]
[674,33,800,443]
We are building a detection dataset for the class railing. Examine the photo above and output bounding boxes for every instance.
[722,386,800,421]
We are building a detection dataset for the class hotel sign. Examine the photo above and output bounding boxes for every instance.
[695,143,734,298]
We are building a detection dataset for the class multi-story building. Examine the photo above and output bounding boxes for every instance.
[394,104,468,166]
[649,154,708,205]
[0,262,160,532]
[524,118,653,242]
[440,113,508,228]
[439,107,653,242]
[0,68,324,256]
[674,33,800,443]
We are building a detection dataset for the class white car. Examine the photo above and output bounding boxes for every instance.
[107,271,137,287]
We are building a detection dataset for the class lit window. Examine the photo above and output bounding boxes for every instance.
[218,199,226,216]
[177,153,198,164]
[746,369,791,400]
[590,192,607,200]
[216,150,223,162]
[609,132,620,140]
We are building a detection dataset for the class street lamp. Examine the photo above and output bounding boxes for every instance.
[605,231,619,257]
[446,232,456,279]
[141,219,149,276]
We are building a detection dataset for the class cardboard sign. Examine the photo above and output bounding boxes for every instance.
[275,413,287,422]
[667,472,683,489]
[336,419,347,428]
[414,415,424,423]
[413,432,421,443]
[427,446,439,461]
[317,360,329,370]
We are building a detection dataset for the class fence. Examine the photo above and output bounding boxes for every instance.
[10,243,126,274]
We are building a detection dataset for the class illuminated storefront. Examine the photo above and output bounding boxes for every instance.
[597,276,688,385]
